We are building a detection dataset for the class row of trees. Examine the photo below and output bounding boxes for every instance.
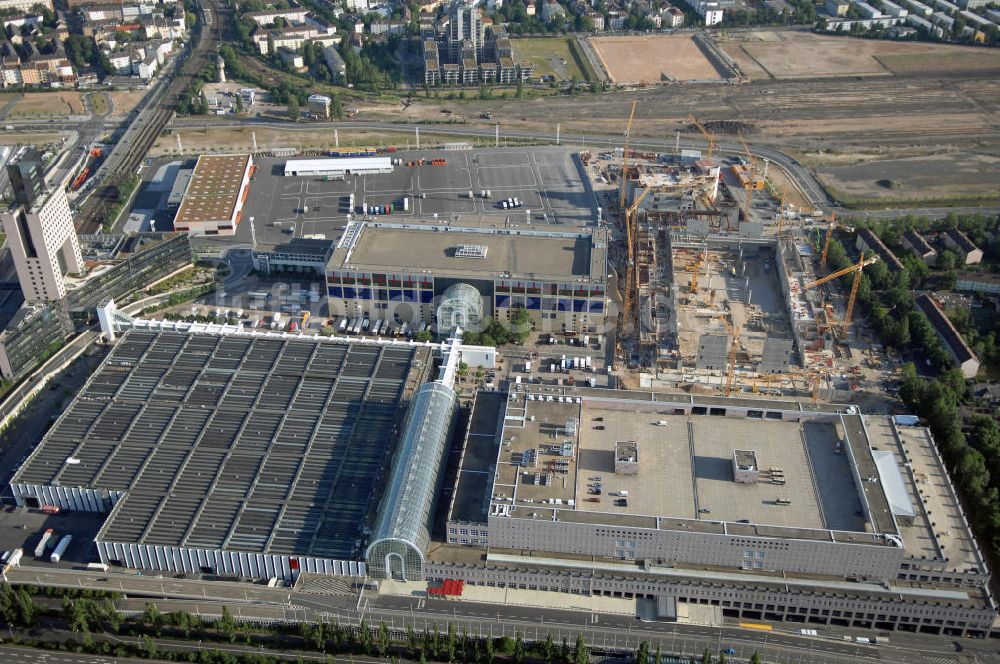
[233,0,402,92]
[823,14,1000,46]
[847,213,1000,366]
[461,309,533,347]
[5,587,774,664]
[188,45,345,120]
[827,214,1000,562]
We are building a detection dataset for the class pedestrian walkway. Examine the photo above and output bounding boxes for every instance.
[378,579,636,616]
[0,93,22,120]
[295,573,356,597]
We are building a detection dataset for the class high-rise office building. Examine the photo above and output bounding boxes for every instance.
[8,147,44,208]
[447,0,484,61]
[1,148,83,302]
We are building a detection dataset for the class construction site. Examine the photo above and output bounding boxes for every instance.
[596,104,884,403]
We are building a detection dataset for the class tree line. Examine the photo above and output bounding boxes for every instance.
[825,213,1000,563]
[0,584,774,664]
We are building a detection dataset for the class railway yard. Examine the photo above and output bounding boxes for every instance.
[148,56,1000,210]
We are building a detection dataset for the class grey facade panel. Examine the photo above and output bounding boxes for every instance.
[0,303,74,381]
[67,233,194,315]
[487,515,905,581]
[95,540,364,582]
[424,561,996,633]
[695,333,729,370]
[758,337,794,374]
[11,482,121,513]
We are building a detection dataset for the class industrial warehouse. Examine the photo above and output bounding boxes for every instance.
[326,220,609,335]
[435,387,996,636]
[172,154,254,236]
[9,320,493,581]
[283,157,395,178]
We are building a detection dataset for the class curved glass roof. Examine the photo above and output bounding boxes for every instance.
[368,381,459,557]
[437,282,484,334]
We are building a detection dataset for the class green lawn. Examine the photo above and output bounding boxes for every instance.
[88,92,110,116]
[512,37,588,82]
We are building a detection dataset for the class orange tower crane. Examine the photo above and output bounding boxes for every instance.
[619,100,638,211]
[775,188,787,238]
[717,314,741,397]
[820,213,837,270]
[623,186,652,335]
[687,115,716,161]
[616,101,640,356]
[736,131,758,224]
[803,252,878,335]
[809,370,823,403]
[689,251,704,294]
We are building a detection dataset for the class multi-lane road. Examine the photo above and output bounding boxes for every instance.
[5,566,992,663]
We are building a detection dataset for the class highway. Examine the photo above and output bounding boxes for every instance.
[4,565,990,663]
[0,645,158,664]
[5,567,300,607]
[0,635,403,664]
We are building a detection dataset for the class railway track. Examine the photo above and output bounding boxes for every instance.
[74,0,219,233]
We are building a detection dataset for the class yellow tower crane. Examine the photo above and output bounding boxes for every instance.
[736,131,760,224]
[803,252,878,335]
[623,186,653,330]
[619,100,638,211]
[687,115,716,161]
[689,251,704,294]
[809,370,823,403]
[717,314,741,397]
[820,212,836,270]
[775,187,787,238]
[736,132,765,189]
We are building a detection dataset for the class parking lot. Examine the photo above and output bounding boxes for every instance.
[0,507,109,569]
[140,147,598,250]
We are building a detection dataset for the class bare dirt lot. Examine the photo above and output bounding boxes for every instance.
[719,31,1000,80]
[590,35,723,83]
[811,152,1000,202]
[108,89,151,116]
[512,38,587,82]
[0,131,63,146]
[8,92,86,118]
[371,71,1000,207]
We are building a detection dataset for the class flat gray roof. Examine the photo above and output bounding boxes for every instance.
[14,329,432,561]
[331,223,607,282]
[571,408,843,531]
[489,387,901,546]
[448,391,506,525]
[841,413,898,536]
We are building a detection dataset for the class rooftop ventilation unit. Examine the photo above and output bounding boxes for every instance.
[455,244,488,259]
